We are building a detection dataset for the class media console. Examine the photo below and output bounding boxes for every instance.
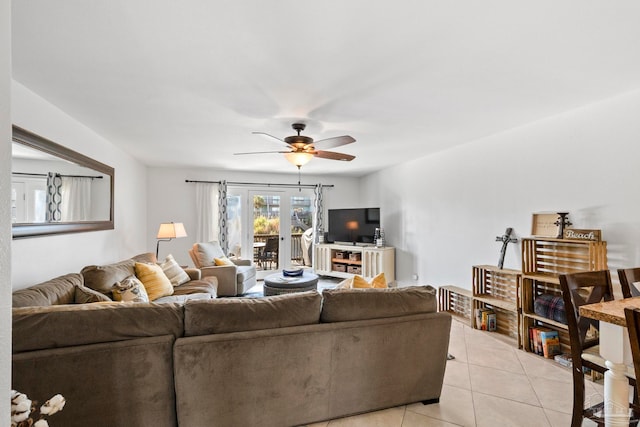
[314,243,395,285]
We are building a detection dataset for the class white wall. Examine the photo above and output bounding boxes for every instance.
[1,0,12,420]
[146,167,361,266]
[11,82,148,290]
[361,89,640,288]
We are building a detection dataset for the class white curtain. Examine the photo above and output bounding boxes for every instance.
[61,177,91,221]
[195,182,219,242]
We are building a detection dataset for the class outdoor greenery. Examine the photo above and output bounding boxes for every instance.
[254,216,280,235]
[252,195,310,235]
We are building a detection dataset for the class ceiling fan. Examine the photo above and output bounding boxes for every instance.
[235,123,356,168]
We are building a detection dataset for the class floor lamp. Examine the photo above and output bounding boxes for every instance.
[156,222,187,259]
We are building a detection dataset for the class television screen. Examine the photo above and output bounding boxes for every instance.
[327,208,380,244]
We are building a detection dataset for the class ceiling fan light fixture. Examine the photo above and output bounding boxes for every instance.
[285,151,314,167]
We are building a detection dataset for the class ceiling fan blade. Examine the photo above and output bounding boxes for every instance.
[312,135,355,150]
[251,131,290,147]
[314,150,355,161]
[234,150,290,155]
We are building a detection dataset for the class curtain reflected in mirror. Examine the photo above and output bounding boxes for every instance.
[11,126,114,238]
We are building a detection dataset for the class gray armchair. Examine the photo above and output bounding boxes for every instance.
[189,241,256,296]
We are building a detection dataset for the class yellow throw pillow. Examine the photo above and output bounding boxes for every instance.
[371,272,387,288]
[353,275,371,288]
[134,262,174,301]
[352,273,388,289]
[213,256,234,266]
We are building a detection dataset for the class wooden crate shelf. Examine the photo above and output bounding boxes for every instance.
[472,265,521,311]
[522,237,608,276]
[450,238,608,357]
[520,237,607,359]
[471,265,521,346]
[438,285,473,326]
[472,298,520,345]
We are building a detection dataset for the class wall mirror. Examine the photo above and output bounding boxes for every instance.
[11,125,114,238]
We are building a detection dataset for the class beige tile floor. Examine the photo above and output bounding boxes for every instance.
[302,319,607,427]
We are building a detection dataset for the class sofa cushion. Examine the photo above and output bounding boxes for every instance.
[184,291,322,336]
[112,275,150,303]
[192,242,226,267]
[12,302,185,353]
[81,253,156,296]
[12,273,83,307]
[74,284,112,304]
[134,262,174,301]
[320,285,438,323]
[154,278,218,303]
[154,293,213,304]
[160,254,190,286]
[172,277,218,297]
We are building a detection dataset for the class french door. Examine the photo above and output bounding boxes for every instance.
[248,189,314,280]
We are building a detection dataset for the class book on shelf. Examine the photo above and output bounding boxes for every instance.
[487,312,497,332]
[539,329,561,358]
[475,308,494,330]
[529,326,555,356]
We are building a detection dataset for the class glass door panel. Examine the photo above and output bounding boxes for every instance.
[251,192,283,279]
[290,194,314,268]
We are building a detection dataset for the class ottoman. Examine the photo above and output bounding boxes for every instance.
[263,271,319,296]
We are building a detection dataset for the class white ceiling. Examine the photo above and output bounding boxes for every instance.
[11,1,640,177]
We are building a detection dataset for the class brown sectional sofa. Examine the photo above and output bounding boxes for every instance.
[12,266,451,427]
[12,253,219,308]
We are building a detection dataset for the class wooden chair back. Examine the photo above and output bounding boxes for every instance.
[618,268,640,299]
[560,270,614,353]
[560,270,616,427]
[625,307,640,405]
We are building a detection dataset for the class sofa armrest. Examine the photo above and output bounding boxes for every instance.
[200,264,237,277]
[230,258,251,267]
[199,265,238,296]
[184,268,201,281]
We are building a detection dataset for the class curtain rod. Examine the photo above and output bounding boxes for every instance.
[12,172,103,179]
[185,179,333,189]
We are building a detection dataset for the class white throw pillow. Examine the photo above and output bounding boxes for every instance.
[160,254,190,286]
[112,275,150,302]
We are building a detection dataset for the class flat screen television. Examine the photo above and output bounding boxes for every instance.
[327,207,380,244]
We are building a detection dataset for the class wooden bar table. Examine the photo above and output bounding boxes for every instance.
[580,297,640,427]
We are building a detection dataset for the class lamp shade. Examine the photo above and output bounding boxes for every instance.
[285,152,314,167]
[157,222,187,239]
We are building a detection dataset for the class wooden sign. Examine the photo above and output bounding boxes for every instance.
[563,228,601,241]
[531,213,560,237]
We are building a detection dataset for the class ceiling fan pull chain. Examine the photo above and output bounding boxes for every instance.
[297,165,302,192]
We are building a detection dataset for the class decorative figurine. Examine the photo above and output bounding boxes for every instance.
[496,227,518,269]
